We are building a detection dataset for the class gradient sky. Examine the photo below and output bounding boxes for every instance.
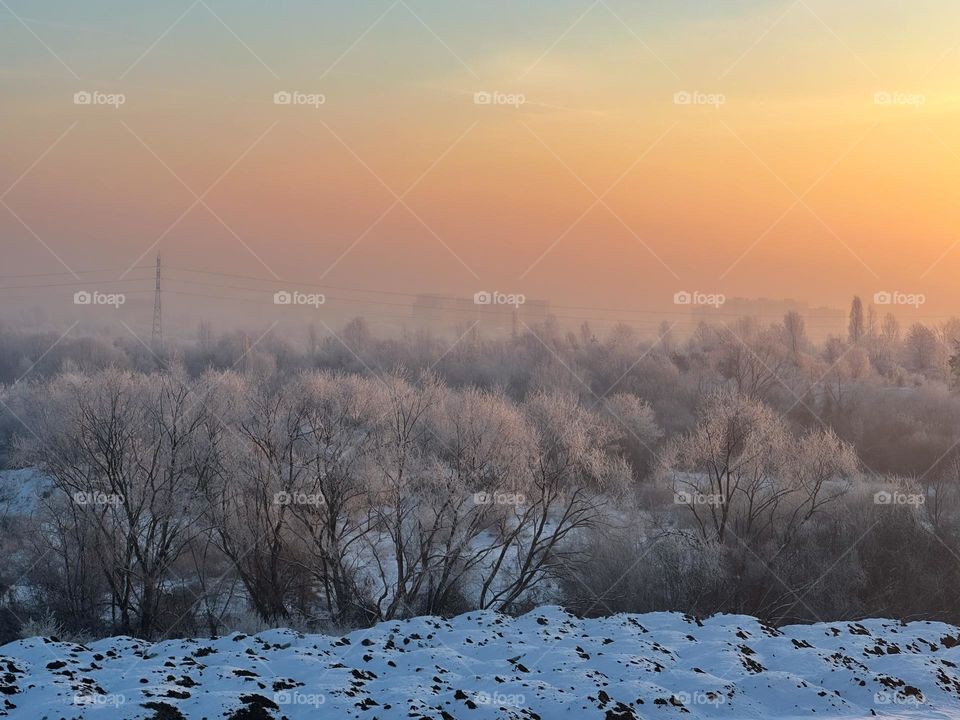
[3,0,960,334]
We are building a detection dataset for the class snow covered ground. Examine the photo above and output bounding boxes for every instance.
[3,606,960,719]
[0,468,50,517]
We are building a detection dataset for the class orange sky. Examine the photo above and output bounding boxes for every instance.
[3,0,960,333]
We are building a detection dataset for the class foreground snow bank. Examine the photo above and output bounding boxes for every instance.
[3,607,960,719]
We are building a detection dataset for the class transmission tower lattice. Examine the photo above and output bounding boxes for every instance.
[151,255,162,350]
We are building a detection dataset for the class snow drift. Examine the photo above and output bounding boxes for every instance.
[3,606,960,719]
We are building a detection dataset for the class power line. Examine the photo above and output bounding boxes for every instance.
[162,265,856,321]
[0,266,152,279]
[156,289,851,331]
[4,261,958,328]
[0,277,151,290]
[157,277,846,328]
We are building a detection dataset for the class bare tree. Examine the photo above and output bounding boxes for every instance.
[849,296,865,344]
[18,369,213,637]
[926,452,960,533]
[285,372,385,625]
[363,373,445,620]
[476,392,627,610]
[783,311,806,363]
[903,323,943,376]
[204,371,310,624]
[716,323,791,399]
[663,390,856,549]
[415,386,534,615]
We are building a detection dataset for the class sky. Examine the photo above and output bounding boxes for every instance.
[2,0,960,336]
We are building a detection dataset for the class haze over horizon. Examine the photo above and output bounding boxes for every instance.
[3,0,960,336]
[10,9,960,717]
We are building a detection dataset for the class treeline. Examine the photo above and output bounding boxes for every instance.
[4,308,960,474]
[1,305,960,641]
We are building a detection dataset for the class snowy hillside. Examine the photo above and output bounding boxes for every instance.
[3,607,960,719]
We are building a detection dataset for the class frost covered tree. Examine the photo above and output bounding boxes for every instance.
[473,392,629,611]
[783,311,806,362]
[903,323,942,375]
[662,390,857,548]
[18,369,214,637]
[285,372,385,625]
[416,385,534,615]
[848,296,865,344]
[203,370,312,624]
